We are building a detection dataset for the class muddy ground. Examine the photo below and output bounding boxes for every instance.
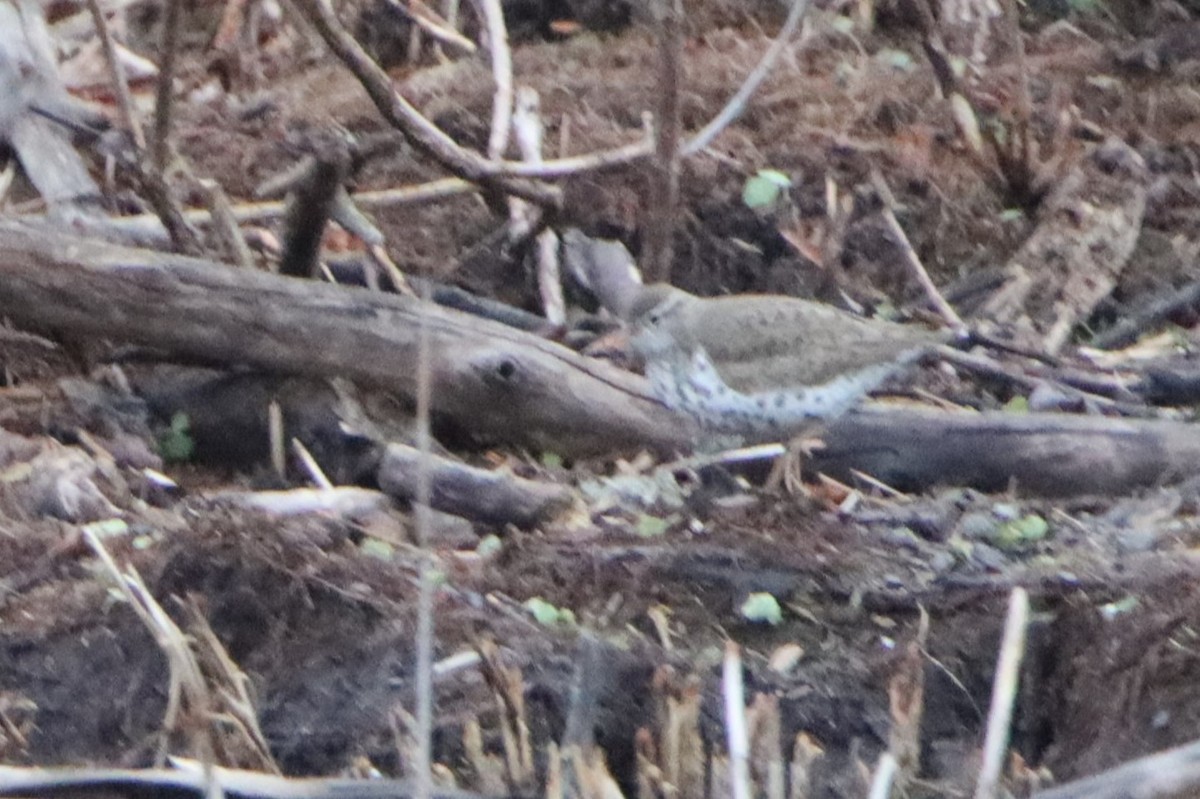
[5,1,1200,797]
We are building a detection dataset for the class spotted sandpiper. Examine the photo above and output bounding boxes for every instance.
[626,283,947,443]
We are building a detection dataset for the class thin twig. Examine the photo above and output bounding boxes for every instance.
[153,0,182,171]
[291,437,333,489]
[871,170,964,331]
[868,753,898,799]
[512,87,564,324]
[484,137,654,178]
[197,177,255,268]
[412,276,436,799]
[293,0,560,209]
[723,641,752,799]
[269,400,285,479]
[682,0,811,156]
[974,587,1029,799]
[83,529,215,779]
[1090,267,1200,350]
[643,0,682,284]
[476,0,513,161]
[85,0,144,148]
[385,0,476,54]
[369,244,417,296]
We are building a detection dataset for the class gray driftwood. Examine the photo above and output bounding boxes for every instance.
[0,2,101,211]
[816,406,1200,497]
[1031,736,1200,799]
[0,764,495,799]
[377,443,576,528]
[0,219,692,457]
[5,219,1200,496]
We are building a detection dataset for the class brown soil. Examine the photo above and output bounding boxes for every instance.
[6,2,1200,797]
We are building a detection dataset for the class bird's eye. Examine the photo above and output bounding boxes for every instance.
[648,312,660,325]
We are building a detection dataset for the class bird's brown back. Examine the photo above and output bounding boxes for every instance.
[660,293,945,392]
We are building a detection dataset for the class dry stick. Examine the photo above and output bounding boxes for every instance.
[513,88,565,325]
[1030,738,1200,799]
[937,347,1150,417]
[297,0,807,193]
[868,753,898,799]
[0,160,14,202]
[295,0,559,209]
[85,0,144,148]
[442,0,461,38]
[974,588,1030,799]
[0,763,489,799]
[292,437,334,489]
[871,170,965,331]
[94,0,806,241]
[479,0,534,248]
[642,0,682,284]
[197,177,255,268]
[153,0,182,172]
[723,641,752,799]
[387,0,476,54]
[682,0,811,157]
[82,529,216,782]
[1091,274,1200,350]
[370,244,417,296]
[412,276,436,799]
[1001,0,1035,178]
[268,400,285,479]
[477,0,513,161]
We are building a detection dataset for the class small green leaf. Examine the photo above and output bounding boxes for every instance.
[742,169,791,210]
[991,514,1049,550]
[998,208,1025,223]
[876,48,915,72]
[758,169,791,187]
[1099,595,1139,620]
[830,15,855,34]
[635,513,672,538]
[524,597,576,627]
[82,518,129,539]
[158,412,195,462]
[360,537,394,561]
[1003,395,1029,413]
[740,592,783,625]
[541,452,563,470]
[476,534,503,557]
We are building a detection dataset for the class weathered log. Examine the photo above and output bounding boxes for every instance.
[0,219,692,457]
[5,220,1200,496]
[0,764,495,799]
[377,443,576,528]
[815,406,1200,497]
[1031,736,1200,799]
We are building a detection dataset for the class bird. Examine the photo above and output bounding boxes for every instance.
[625,283,950,443]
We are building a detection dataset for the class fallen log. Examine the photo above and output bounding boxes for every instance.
[1031,736,1200,799]
[4,219,1200,497]
[0,219,692,457]
[816,406,1200,497]
[377,443,577,528]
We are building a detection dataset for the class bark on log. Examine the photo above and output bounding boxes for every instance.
[816,406,1200,497]
[4,219,1200,497]
[0,219,692,456]
[1031,736,1200,799]
[377,443,576,528]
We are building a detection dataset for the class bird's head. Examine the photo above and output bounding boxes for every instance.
[626,284,692,364]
